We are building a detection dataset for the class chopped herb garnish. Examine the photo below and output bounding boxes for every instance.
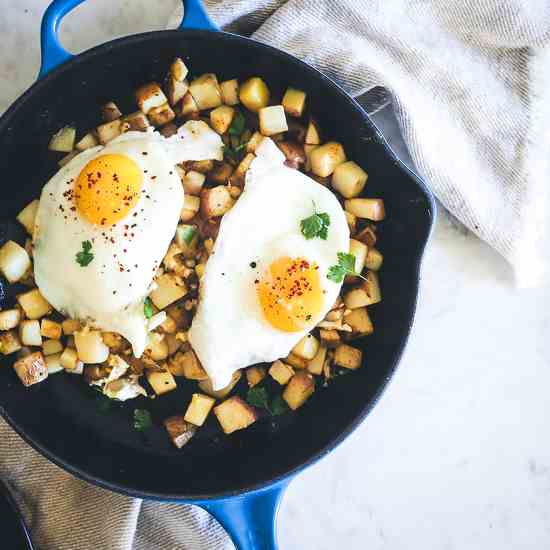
[327,252,367,283]
[270,394,289,416]
[76,240,94,267]
[133,408,152,431]
[143,297,154,319]
[228,110,246,136]
[179,225,197,245]
[300,203,331,240]
[247,385,289,416]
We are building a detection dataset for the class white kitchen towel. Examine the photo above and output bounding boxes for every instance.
[169,0,550,286]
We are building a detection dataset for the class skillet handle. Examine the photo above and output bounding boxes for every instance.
[39,0,219,79]
[200,480,289,550]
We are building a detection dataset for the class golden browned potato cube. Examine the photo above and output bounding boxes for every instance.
[0,241,31,283]
[365,247,383,271]
[239,77,270,112]
[310,142,346,177]
[167,76,189,106]
[164,415,196,449]
[171,57,189,82]
[344,307,374,336]
[198,371,242,399]
[75,132,99,151]
[332,161,368,199]
[232,152,255,186]
[345,211,357,234]
[200,186,235,218]
[182,350,208,380]
[62,318,81,335]
[45,352,63,374]
[40,319,62,340]
[48,126,76,152]
[145,332,169,361]
[214,396,258,434]
[259,105,288,136]
[60,347,83,372]
[319,329,341,348]
[148,103,176,127]
[42,338,63,356]
[285,352,308,370]
[0,330,21,355]
[334,344,362,370]
[96,119,123,145]
[220,79,239,105]
[344,271,381,308]
[101,101,122,122]
[246,131,264,153]
[146,369,177,396]
[345,238,368,283]
[355,225,377,247]
[180,195,201,222]
[17,289,51,320]
[283,371,315,410]
[179,92,199,116]
[269,360,295,385]
[74,330,109,364]
[13,351,47,386]
[307,345,327,376]
[277,141,306,169]
[210,105,235,134]
[17,200,39,235]
[19,320,42,346]
[0,309,20,331]
[209,162,234,184]
[166,302,190,329]
[292,334,320,360]
[180,170,205,195]
[184,393,216,426]
[344,198,385,221]
[122,111,150,132]
[246,366,266,387]
[136,82,168,114]
[282,88,306,117]
[189,73,222,110]
[305,119,321,145]
[150,274,187,310]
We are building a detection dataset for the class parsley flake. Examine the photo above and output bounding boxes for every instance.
[246,385,289,416]
[327,252,367,283]
[76,240,94,267]
[133,409,152,431]
[143,297,154,319]
[300,203,330,240]
[228,110,246,136]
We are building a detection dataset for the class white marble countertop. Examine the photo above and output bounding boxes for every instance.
[3,2,550,549]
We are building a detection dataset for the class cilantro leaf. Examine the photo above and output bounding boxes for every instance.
[270,394,289,416]
[247,385,270,410]
[327,252,366,283]
[300,208,331,240]
[228,110,246,136]
[143,297,154,319]
[337,252,356,272]
[133,409,152,431]
[179,225,197,246]
[76,240,94,267]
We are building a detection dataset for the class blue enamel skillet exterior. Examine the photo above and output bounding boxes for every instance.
[0,1,435,548]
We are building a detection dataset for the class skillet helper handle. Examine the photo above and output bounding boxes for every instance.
[39,0,219,79]
[200,481,289,550]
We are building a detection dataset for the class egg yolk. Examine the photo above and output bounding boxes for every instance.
[257,257,322,332]
[74,154,142,226]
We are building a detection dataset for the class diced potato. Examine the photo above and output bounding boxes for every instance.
[184,393,216,426]
[19,320,42,347]
[307,345,327,375]
[17,200,39,235]
[231,152,255,185]
[332,161,368,199]
[209,162,234,184]
[62,318,81,335]
[75,132,98,151]
[344,307,374,336]
[210,105,235,134]
[259,105,288,136]
[310,142,346,177]
[246,366,266,387]
[180,195,201,222]
[214,396,258,434]
[269,360,295,385]
[200,186,235,218]
[13,351,47,386]
[48,126,76,152]
[17,289,51,320]
[0,330,22,355]
[344,198,386,221]
[195,263,206,278]
[136,82,168,115]
[355,224,377,247]
[165,334,183,356]
[148,103,176,127]
[164,415,196,449]
[345,211,357,234]
[220,79,239,106]
[319,329,341,348]
[246,131,264,153]
[40,319,62,340]
[144,332,168,361]
[282,88,306,117]
[283,371,315,410]
[45,352,63,374]
[121,111,150,132]
[0,241,31,283]
[167,77,189,106]
[146,369,177,396]
[305,119,321,145]
[60,347,83,372]
[180,350,208,380]
[101,101,122,122]
[96,119,123,145]
[334,344,363,370]
[239,77,270,112]
[184,159,215,174]
[0,309,21,331]
[166,302,190,329]
[74,329,109,364]
[150,274,187,310]
[343,271,382,308]
[163,242,184,273]
[198,371,242,399]
[180,170,205,196]
[292,334,319,360]
[42,339,63,356]
[285,352,308,370]
[179,92,199,116]
[189,73,222,110]
[171,57,189,82]
[346,239,368,282]
[365,247,383,271]
[277,141,306,169]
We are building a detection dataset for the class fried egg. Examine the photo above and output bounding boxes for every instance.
[189,138,350,389]
[33,122,222,357]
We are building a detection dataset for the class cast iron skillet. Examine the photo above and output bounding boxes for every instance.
[0,0,435,548]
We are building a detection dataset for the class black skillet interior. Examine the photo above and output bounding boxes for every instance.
[0,30,433,500]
